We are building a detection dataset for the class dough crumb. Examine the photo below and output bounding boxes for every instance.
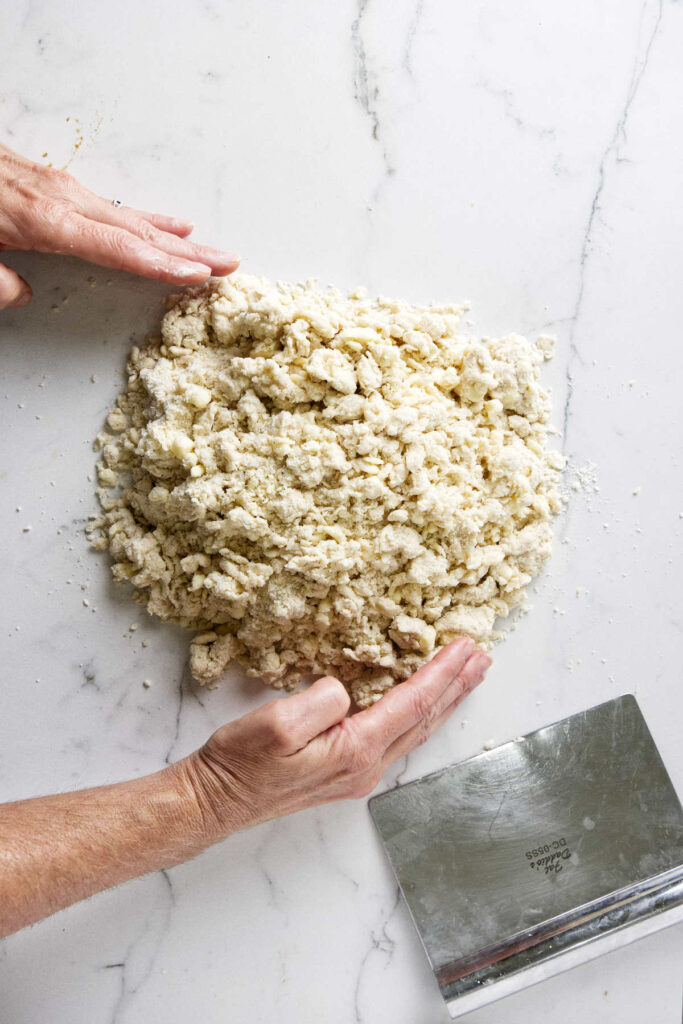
[90,275,563,707]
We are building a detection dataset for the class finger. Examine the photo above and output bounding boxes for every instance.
[82,197,239,274]
[256,676,351,756]
[60,178,196,238]
[353,638,475,749]
[0,263,32,309]
[433,669,485,726]
[53,213,213,284]
[409,670,482,744]
[134,210,195,238]
[393,651,489,757]
[382,650,491,766]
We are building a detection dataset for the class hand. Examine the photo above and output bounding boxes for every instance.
[0,639,490,937]
[0,142,239,309]
[180,639,491,839]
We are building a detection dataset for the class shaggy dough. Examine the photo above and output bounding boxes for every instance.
[90,275,563,706]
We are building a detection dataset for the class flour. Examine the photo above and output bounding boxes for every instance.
[90,275,563,706]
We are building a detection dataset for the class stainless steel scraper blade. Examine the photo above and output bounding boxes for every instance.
[369,695,683,1018]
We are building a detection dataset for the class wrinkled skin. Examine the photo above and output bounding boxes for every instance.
[0,145,494,939]
[183,639,491,836]
[0,142,239,308]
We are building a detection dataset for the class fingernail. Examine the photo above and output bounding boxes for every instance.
[461,638,475,656]
[14,291,32,308]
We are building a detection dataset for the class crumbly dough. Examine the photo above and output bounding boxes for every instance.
[90,275,563,706]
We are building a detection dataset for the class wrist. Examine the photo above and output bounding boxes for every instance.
[125,762,219,864]
[152,759,214,854]
[168,752,252,848]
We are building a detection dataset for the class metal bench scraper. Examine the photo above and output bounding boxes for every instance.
[369,694,683,1018]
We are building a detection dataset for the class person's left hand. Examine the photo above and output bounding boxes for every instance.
[0,142,240,309]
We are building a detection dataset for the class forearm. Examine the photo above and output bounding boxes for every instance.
[0,642,490,940]
[0,762,213,938]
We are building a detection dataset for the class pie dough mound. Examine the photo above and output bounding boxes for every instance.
[91,275,563,706]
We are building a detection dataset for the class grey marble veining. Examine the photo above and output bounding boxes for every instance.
[1,2,682,1022]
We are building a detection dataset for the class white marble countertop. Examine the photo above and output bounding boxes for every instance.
[1,1,682,1021]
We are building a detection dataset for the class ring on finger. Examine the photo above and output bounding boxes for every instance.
[111,199,123,208]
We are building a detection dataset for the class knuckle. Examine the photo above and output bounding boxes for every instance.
[263,702,293,749]
[415,716,433,748]
[99,227,143,266]
[110,228,138,256]
[44,199,73,225]
[50,166,79,194]
[134,217,160,244]
[30,201,76,251]
[408,687,433,722]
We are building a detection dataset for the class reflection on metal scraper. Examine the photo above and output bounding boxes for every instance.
[369,694,683,1018]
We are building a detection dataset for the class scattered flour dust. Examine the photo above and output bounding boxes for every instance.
[89,275,564,706]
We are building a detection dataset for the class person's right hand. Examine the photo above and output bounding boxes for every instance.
[179,638,491,839]
[0,638,490,938]
[0,142,239,309]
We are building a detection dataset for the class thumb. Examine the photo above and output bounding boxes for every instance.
[0,264,32,309]
[254,676,351,755]
[284,676,352,749]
